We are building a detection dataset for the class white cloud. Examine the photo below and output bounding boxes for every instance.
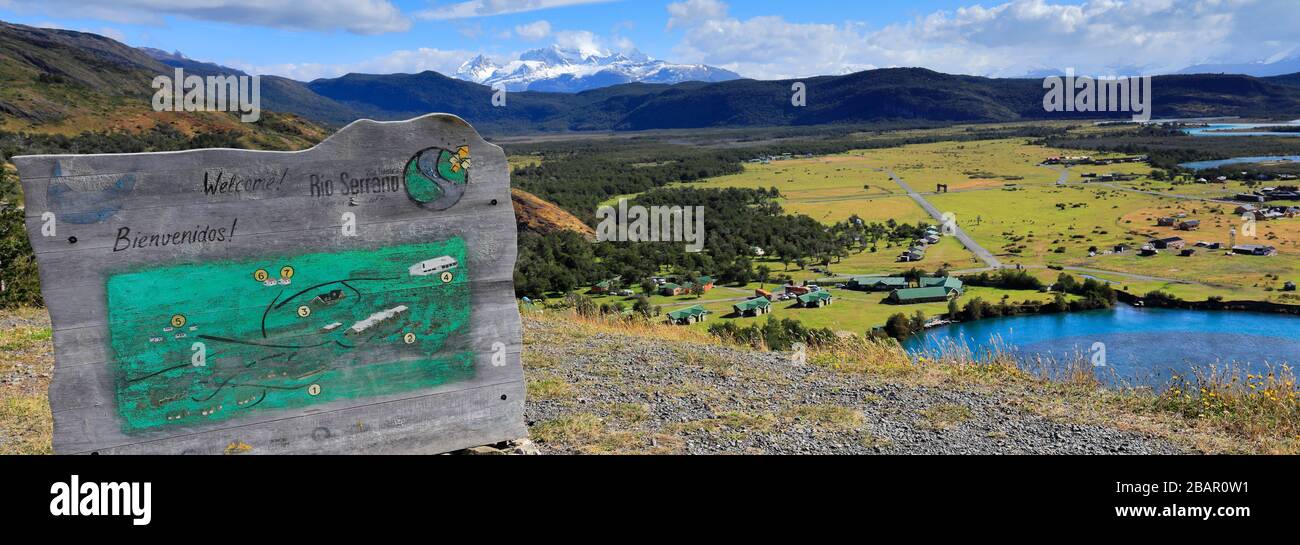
[554,30,603,55]
[667,0,1300,79]
[515,20,552,40]
[416,0,612,20]
[242,47,475,81]
[0,0,410,34]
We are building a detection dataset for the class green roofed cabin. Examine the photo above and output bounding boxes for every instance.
[848,276,908,291]
[591,276,622,294]
[733,297,773,317]
[889,287,954,305]
[667,305,710,325]
[659,283,684,296]
[797,291,834,308]
[919,276,965,295]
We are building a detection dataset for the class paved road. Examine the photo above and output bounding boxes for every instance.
[884,169,1004,269]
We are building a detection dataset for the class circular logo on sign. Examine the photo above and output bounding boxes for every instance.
[170,314,187,328]
[253,269,269,282]
[403,332,417,344]
[403,146,470,211]
[307,384,321,396]
[297,306,311,318]
[280,266,295,280]
[440,271,454,284]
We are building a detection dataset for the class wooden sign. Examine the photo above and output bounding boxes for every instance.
[15,114,525,454]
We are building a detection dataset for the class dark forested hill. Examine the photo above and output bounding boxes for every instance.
[5,20,1300,136]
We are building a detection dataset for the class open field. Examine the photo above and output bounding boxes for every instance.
[675,286,1062,334]
[672,129,1300,336]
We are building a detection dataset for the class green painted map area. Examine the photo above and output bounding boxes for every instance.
[106,239,473,433]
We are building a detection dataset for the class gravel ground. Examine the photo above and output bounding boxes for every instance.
[523,319,1186,455]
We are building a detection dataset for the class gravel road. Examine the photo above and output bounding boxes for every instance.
[523,318,1185,455]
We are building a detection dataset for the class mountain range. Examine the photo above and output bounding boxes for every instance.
[5,21,1300,138]
[452,45,740,92]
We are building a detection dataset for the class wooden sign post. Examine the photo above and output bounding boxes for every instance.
[16,114,526,454]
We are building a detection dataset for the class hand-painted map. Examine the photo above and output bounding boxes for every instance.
[106,238,473,433]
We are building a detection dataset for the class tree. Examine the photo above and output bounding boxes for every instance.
[948,298,960,321]
[756,265,772,289]
[884,313,914,340]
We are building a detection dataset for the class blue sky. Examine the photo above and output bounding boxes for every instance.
[1,0,1297,80]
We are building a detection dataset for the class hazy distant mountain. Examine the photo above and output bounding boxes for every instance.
[453,45,740,92]
[1180,54,1300,77]
[7,21,1300,137]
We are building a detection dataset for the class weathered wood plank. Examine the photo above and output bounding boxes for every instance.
[16,114,526,454]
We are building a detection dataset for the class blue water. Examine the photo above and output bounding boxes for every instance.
[904,306,1300,386]
[1178,155,1300,170]
[1181,123,1300,138]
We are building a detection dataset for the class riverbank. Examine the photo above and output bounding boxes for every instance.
[1119,290,1300,316]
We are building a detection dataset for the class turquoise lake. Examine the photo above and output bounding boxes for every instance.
[904,305,1300,386]
[1180,123,1300,138]
[1178,155,1300,170]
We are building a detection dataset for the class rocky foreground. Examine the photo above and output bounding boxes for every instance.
[522,317,1186,455]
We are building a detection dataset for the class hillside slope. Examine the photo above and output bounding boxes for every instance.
[512,188,595,238]
[523,312,1257,454]
[0,21,327,149]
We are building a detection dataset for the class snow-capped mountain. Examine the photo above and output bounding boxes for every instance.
[453,46,741,92]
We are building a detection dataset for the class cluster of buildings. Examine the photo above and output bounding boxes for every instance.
[847,275,965,305]
[1131,236,1277,257]
[656,276,715,297]
[1080,172,1141,182]
[1233,186,1300,203]
[665,283,837,325]
[898,226,944,263]
[745,152,815,165]
[1043,155,1148,166]
[1235,204,1300,221]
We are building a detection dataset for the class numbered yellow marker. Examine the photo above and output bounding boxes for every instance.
[403,332,417,344]
[170,314,187,328]
[280,266,295,280]
[440,271,454,284]
[253,269,270,282]
[307,384,321,396]
[296,305,311,318]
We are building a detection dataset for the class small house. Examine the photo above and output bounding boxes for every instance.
[591,276,622,294]
[1284,281,1296,292]
[1177,220,1201,231]
[1152,237,1186,250]
[1233,245,1278,257]
[784,285,812,296]
[919,276,965,295]
[849,276,909,292]
[658,283,684,297]
[667,305,710,325]
[797,291,834,308]
[1180,248,1197,257]
[1113,244,1131,253]
[733,297,773,317]
[1156,217,1177,227]
[1139,245,1159,257]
